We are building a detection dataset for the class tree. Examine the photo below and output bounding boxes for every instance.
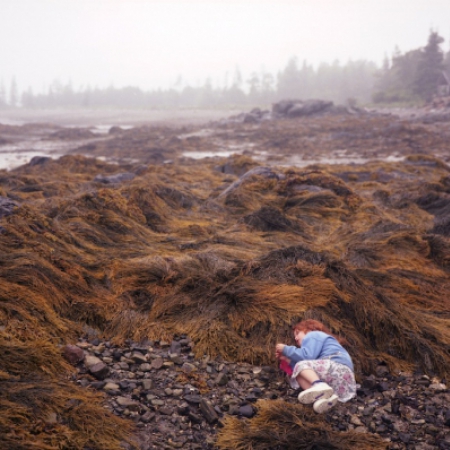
[444,49,450,76]
[232,67,243,90]
[247,72,260,103]
[21,87,34,108]
[372,36,440,104]
[414,31,445,101]
[277,57,301,98]
[0,80,6,108]
[260,71,275,104]
[9,76,18,107]
[82,85,91,107]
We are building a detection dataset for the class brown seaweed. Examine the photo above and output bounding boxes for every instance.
[216,399,387,450]
[0,113,450,448]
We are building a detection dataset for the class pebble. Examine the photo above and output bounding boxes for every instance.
[70,336,450,450]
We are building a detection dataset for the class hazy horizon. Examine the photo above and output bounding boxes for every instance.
[2,0,450,94]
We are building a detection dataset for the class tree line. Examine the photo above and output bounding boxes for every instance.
[1,31,449,109]
[374,31,450,103]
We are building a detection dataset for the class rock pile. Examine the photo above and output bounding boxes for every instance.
[220,107,271,125]
[65,336,450,450]
[220,99,370,126]
[271,98,371,119]
[272,99,334,117]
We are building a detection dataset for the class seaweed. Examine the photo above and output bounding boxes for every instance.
[0,114,450,448]
[216,399,386,450]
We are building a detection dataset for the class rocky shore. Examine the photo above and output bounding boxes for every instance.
[64,336,450,450]
[2,109,450,449]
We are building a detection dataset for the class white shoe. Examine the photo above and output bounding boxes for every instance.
[297,382,334,404]
[313,394,339,413]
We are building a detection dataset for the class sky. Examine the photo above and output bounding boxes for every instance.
[1,0,450,93]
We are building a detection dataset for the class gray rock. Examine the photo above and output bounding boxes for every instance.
[287,100,333,117]
[399,433,411,443]
[272,99,333,117]
[188,412,202,424]
[159,407,174,415]
[375,364,390,377]
[393,421,410,433]
[89,362,110,380]
[200,398,219,424]
[181,362,197,373]
[170,340,182,354]
[350,415,363,426]
[219,166,279,198]
[116,397,138,408]
[141,379,153,390]
[445,408,450,426]
[139,363,152,372]
[169,354,184,365]
[172,389,183,397]
[140,411,155,423]
[429,382,447,391]
[94,173,135,184]
[184,395,201,404]
[84,354,102,368]
[215,373,228,386]
[151,356,164,369]
[177,403,190,416]
[63,344,85,365]
[131,352,147,363]
[239,404,254,418]
[0,196,18,219]
[108,126,124,134]
[89,381,106,390]
[103,382,120,391]
[28,156,51,166]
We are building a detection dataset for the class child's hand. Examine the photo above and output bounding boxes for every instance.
[275,343,285,358]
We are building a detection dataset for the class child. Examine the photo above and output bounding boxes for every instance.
[275,319,356,413]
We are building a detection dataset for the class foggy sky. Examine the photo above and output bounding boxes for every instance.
[2,0,450,93]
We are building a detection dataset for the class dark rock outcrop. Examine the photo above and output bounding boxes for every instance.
[94,172,136,184]
[0,196,18,219]
[273,99,334,117]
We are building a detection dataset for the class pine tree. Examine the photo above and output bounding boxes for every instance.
[444,50,450,76]
[9,76,18,107]
[21,87,34,108]
[0,80,6,107]
[414,31,445,101]
[247,72,260,103]
[277,57,301,98]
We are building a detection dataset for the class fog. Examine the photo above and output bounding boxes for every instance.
[1,0,450,93]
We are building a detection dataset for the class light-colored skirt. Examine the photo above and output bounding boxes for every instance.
[289,359,356,403]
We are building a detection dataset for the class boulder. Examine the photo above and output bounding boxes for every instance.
[219,166,279,198]
[0,196,18,219]
[62,344,84,365]
[94,173,135,184]
[272,99,334,118]
[28,156,51,166]
[88,362,110,380]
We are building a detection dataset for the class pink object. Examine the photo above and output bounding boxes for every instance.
[279,359,293,376]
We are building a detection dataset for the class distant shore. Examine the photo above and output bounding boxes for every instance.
[0,107,246,127]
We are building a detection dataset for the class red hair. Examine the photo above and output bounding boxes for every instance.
[293,319,347,345]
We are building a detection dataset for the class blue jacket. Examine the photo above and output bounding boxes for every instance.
[282,330,354,371]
